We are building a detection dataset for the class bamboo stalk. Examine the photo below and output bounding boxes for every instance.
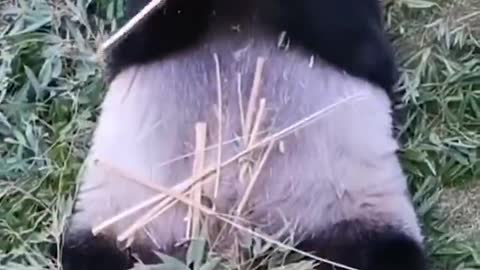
[93,93,367,241]
[191,122,208,238]
[100,0,168,52]
[213,53,223,200]
[243,57,266,143]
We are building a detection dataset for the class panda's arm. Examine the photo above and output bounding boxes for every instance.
[106,0,212,80]
[270,0,399,92]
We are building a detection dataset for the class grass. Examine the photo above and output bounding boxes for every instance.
[0,0,479,269]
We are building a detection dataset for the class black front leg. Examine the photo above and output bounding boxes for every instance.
[50,229,133,270]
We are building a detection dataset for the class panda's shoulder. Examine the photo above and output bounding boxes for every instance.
[104,0,212,81]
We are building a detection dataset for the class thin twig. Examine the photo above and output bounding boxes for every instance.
[93,93,367,236]
[92,193,166,235]
[237,73,246,135]
[100,0,167,52]
[238,98,267,184]
[244,57,266,143]
[118,196,177,242]
[213,53,223,200]
[248,98,266,147]
[214,215,359,270]
[151,129,270,170]
[98,159,358,270]
[236,139,274,215]
[191,122,208,238]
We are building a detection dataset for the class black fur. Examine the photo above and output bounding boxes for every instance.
[51,230,133,270]
[298,220,428,270]
[106,0,398,92]
[51,228,189,270]
[106,0,213,81]
[55,222,427,270]
[267,0,399,92]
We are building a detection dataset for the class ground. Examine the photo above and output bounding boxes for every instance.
[440,184,480,242]
[0,0,479,269]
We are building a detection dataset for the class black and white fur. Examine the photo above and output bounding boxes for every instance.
[56,0,427,269]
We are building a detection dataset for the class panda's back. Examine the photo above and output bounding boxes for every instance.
[69,24,421,259]
[58,0,430,268]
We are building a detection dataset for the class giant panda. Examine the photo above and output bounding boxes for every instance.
[56,0,427,269]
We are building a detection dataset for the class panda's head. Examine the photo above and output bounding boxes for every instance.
[55,1,427,270]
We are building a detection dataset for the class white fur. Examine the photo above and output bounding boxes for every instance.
[70,25,422,252]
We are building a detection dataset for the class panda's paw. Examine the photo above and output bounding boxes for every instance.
[50,229,133,270]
